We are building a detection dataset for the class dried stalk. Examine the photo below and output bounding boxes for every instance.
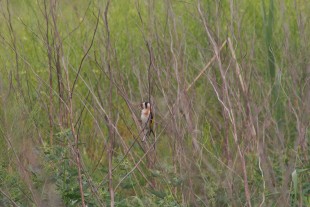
[114,126,166,191]
[198,1,252,206]
[186,40,227,92]
[43,0,54,145]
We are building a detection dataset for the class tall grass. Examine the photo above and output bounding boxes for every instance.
[0,0,309,206]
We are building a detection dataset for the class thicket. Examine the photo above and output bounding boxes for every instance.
[0,0,309,206]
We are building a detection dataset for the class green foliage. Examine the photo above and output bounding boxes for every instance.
[0,0,309,206]
[291,168,310,206]
[43,144,99,207]
[0,159,30,206]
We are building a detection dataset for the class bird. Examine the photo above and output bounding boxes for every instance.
[141,101,154,141]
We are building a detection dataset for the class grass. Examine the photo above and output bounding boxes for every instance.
[0,0,309,206]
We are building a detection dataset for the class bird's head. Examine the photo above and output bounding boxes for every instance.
[141,102,151,110]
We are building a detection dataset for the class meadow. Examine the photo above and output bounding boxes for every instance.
[0,0,309,206]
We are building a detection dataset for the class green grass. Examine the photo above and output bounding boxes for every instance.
[0,0,309,206]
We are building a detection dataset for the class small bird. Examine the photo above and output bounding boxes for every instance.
[141,101,154,141]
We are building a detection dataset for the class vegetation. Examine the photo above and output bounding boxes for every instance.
[0,0,309,206]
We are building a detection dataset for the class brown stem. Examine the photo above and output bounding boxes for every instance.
[43,0,54,145]
[103,0,115,206]
[64,54,86,207]
[5,0,23,97]
[198,2,252,206]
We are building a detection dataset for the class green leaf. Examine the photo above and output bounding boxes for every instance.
[292,169,297,206]
[151,170,161,177]
[148,189,166,199]
[296,168,309,173]
[291,168,309,205]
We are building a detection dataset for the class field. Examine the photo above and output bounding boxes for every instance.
[0,0,309,206]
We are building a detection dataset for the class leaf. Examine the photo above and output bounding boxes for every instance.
[148,189,166,199]
[132,196,144,206]
[171,177,183,186]
[296,168,309,173]
[120,180,136,189]
[151,170,161,177]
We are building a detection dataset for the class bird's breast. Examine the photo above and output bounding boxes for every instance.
[141,110,150,124]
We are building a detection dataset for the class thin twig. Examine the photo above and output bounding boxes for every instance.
[0,189,19,207]
[115,126,166,191]
[71,8,101,98]
[186,39,227,92]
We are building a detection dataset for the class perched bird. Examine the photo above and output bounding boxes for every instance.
[141,101,154,141]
